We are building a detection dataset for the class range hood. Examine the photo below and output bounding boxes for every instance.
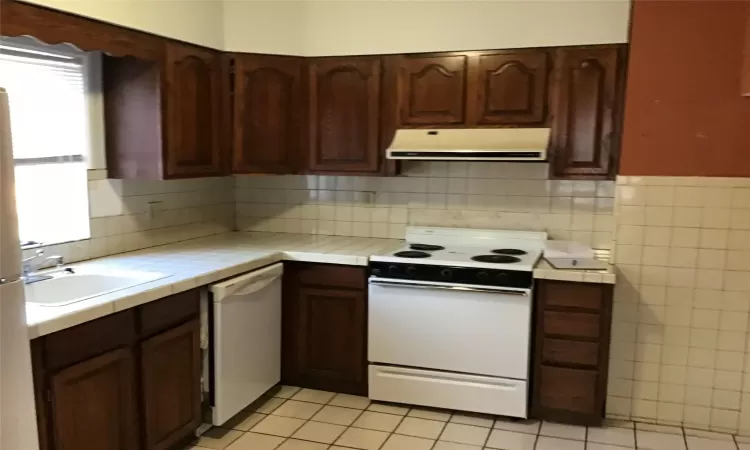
[386,128,551,161]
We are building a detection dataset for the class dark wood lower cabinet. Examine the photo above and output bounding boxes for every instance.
[50,348,138,450]
[531,280,614,426]
[140,320,201,450]
[282,263,368,395]
[297,286,366,393]
[33,291,202,450]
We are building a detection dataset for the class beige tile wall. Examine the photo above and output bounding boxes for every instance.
[607,175,750,435]
[235,162,616,249]
[23,170,235,264]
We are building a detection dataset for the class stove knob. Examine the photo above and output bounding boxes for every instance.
[496,272,508,281]
[440,268,453,279]
[477,271,489,282]
[406,266,418,276]
[388,264,399,275]
[372,268,382,276]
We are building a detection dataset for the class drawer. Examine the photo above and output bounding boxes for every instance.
[542,338,599,367]
[139,289,200,337]
[292,263,366,290]
[543,311,600,339]
[538,365,598,414]
[370,364,528,418]
[44,309,136,371]
[542,281,603,311]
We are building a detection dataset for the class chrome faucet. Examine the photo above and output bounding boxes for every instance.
[22,249,64,283]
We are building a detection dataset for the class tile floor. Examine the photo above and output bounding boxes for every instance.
[186,386,750,450]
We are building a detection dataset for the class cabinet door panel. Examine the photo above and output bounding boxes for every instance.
[165,43,223,177]
[233,55,302,174]
[538,365,598,414]
[470,51,548,125]
[141,320,201,450]
[398,55,468,126]
[50,348,138,450]
[550,47,621,179]
[296,286,366,393]
[308,57,381,173]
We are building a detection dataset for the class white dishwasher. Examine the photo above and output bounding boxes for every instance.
[209,263,282,425]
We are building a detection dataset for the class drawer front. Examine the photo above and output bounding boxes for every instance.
[542,338,599,367]
[370,364,528,418]
[542,281,603,311]
[139,289,200,337]
[292,263,365,290]
[44,310,136,371]
[544,311,600,339]
[538,365,598,414]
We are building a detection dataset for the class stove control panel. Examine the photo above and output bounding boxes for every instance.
[369,262,533,289]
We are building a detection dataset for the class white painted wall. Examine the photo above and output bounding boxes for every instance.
[223,0,631,56]
[20,0,225,49]
[223,1,306,54]
[19,0,631,54]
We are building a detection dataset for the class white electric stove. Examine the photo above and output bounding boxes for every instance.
[367,227,547,419]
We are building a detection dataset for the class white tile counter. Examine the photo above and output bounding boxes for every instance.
[26,232,402,338]
[26,232,616,339]
[533,258,616,284]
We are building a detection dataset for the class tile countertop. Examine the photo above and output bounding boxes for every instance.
[25,232,615,339]
[533,258,616,285]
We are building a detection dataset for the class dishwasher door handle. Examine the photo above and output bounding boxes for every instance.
[233,274,282,297]
[211,262,283,300]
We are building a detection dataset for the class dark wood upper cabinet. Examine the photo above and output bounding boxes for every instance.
[49,348,138,450]
[307,57,382,173]
[104,43,227,180]
[397,55,468,126]
[140,320,201,450]
[164,43,224,178]
[232,54,303,174]
[468,50,549,125]
[548,46,623,179]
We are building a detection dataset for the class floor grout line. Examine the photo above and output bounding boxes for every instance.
[197,387,750,450]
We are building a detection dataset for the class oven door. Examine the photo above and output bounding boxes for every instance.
[368,277,533,380]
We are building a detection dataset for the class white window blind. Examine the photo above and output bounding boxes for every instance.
[0,40,91,245]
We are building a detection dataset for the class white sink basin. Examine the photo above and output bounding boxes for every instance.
[24,267,170,306]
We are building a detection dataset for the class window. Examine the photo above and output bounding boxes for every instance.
[0,38,92,245]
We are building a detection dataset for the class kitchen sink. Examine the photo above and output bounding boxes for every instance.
[24,267,170,306]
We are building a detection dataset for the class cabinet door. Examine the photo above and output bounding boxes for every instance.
[397,55,468,126]
[468,50,549,125]
[233,55,302,174]
[165,43,224,178]
[140,320,201,450]
[50,348,138,450]
[307,57,381,173]
[549,47,622,179]
[294,286,367,394]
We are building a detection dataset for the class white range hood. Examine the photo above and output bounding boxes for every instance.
[386,128,551,161]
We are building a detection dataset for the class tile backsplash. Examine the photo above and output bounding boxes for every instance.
[23,170,234,264]
[607,176,750,435]
[236,161,616,249]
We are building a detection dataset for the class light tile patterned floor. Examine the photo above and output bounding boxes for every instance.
[185,386,750,450]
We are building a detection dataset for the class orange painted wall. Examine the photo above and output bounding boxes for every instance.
[619,0,750,177]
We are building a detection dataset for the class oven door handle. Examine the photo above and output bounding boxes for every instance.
[368,278,529,296]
